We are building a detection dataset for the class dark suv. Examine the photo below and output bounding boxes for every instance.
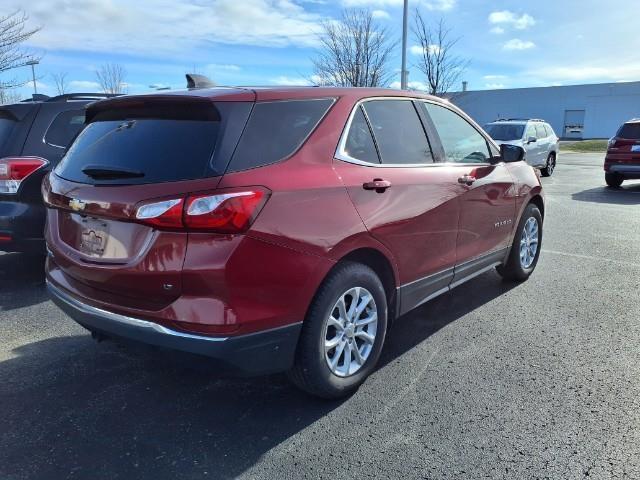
[0,93,116,253]
[605,119,640,187]
[44,87,544,398]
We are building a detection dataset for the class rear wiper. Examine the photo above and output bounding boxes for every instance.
[81,165,145,179]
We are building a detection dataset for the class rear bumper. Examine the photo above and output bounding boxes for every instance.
[0,200,46,253]
[607,164,640,179]
[47,280,302,376]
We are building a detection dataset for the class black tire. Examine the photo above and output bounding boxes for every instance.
[287,261,388,399]
[540,152,556,177]
[497,203,542,282]
[605,172,623,188]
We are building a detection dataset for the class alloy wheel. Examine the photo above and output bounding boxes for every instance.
[520,217,539,269]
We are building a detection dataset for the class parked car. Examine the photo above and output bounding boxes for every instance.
[43,88,544,398]
[484,119,559,177]
[0,93,117,253]
[604,118,640,188]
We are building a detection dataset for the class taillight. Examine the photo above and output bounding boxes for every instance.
[133,188,269,233]
[135,198,184,228]
[184,190,267,233]
[608,137,617,149]
[0,157,48,194]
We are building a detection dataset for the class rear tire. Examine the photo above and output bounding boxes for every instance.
[541,152,556,177]
[605,173,623,188]
[497,203,542,282]
[288,262,387,399]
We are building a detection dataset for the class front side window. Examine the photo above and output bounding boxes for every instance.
[44,110,86,148]
[423,103,490,164]
[535,124,546,139]
[362,100,433,165]
[344,107,379,164]
[526,124,537,140]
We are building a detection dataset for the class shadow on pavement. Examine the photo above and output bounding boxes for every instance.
[572,182,640,205]
[0,253,47,311]
[0,270,516,479]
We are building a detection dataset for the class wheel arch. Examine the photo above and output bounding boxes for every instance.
[528,194,545,220]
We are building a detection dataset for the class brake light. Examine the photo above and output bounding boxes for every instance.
[184,189,267,233]
[0,157,48,194]
[135,198,184,228]
[133,188,269,233]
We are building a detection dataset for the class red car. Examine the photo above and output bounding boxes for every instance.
[605,119,640,187]
[44,87,543,398]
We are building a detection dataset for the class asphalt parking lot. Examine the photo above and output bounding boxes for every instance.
[1,152,639,480]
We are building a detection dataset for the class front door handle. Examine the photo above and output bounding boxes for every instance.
[363,179,391,193]
[458,175,476,186]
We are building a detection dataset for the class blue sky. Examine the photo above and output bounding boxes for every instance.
[7,0,640,97]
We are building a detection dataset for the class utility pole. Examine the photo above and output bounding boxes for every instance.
[400,0,409,89]
[26,60,39,95]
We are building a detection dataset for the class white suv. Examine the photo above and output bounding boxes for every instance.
[484,119,559,176]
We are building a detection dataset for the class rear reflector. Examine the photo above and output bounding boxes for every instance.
[134,187,269,233]
[0,234,12,243]
[0,157,48,194]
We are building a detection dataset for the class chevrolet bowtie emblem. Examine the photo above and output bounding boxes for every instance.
[69,198,86,212]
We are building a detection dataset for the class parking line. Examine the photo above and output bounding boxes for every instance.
[542,249,640,268]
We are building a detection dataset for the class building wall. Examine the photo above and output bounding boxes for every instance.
[451,81,640,139]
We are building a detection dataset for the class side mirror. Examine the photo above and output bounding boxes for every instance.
[500,144,525,163]
[526,136,537,144]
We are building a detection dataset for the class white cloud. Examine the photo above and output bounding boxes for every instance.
[528,64,640,83]
[342,0,454,9]
[485,83,505,89]
[270,75,313,86]
[68,80,102,91]
[371,10,390,19]
[483,75,507,81]
[490,26,504,34]
[503,39,536,50]
[389,80,429,91]
[10,0,323,55]
[489,11,535,30]
[422,0,456,11]
[410,44,441,56]
[205,64,241,72]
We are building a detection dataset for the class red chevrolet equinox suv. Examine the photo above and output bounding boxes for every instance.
[44,87,544,398]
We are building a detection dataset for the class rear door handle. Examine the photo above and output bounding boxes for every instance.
[458,175,476,186]
[363,179,391,193]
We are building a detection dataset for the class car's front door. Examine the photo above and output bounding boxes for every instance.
[420,101,517,284]
[524,123,543,167]
[334,98,461,315]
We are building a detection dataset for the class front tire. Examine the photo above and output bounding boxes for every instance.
[605,172,623,188]
[497,203,542,282]
[288,262,388,399]
[541,152,556,177]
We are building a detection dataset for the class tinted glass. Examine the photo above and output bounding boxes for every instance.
[229,98,334,172]
[44,110,86,148]
[618,123,640,139]
[0,118,15,151]
[423,103,490,164]
[484,123,524,141]
[526,124,537,139]
[362,100,432,165]
[56,118,220,185]
[535,124,546,139]
[344,107,379,163]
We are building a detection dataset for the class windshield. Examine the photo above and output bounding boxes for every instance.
[484,123,525,141]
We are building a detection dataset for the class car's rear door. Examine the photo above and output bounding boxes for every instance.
[334,98,461,315]
[419,101,516,284]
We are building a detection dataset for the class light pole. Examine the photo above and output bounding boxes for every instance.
[26,60,39,95]
[400,0,409,89]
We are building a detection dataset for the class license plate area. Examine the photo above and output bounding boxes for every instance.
[79,217,110,257]
[631,145,640,152]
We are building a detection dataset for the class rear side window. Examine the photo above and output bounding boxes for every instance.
[228,98,334,172]
[362,100,433,165]
[535,124,546,139]
[44,110,85,148]
[344,107,380,164]
[0,118,16,152]
[423,103,490,164]
[618,123,640,139]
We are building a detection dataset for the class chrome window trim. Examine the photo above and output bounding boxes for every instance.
[335,96,500,169]
[42,109,86,150]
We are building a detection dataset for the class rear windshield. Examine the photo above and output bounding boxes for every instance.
[484,123,525,141]
[617,123,640,140]
[55,101,251,185]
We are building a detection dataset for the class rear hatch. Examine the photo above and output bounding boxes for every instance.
[608,122,640,163]
[44,92,254,309]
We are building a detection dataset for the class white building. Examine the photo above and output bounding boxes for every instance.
[451,81,640,139]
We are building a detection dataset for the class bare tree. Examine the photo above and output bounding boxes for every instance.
[412,12,468,95]
[51,71,68,95]
[0,10,41,90]
[95,63,127,94]
[311,9,397,87]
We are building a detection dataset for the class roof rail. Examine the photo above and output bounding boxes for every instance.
[186,73,216,89]
[505,117,546,122]
[46,93,121,102]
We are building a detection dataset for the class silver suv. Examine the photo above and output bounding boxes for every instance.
[484,119,559,176]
